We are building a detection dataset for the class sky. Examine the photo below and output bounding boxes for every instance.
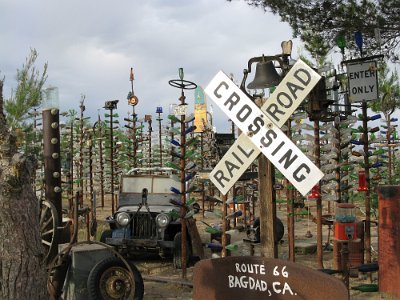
[0,0,306,132]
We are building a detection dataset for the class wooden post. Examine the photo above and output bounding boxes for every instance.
[258,155,277,258]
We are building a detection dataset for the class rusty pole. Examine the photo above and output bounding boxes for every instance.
[334,117,342,204]
[314,119,323,268]
[107,105,116,215]
[286,119,295,261]
[42,107,62,262]
[179,93,188,278]
[97,114,105,208]
[68,118,74,212]
[78,98,85,208]
[43,108,62,221]
[386,117,392,184]
[157,108,163,168]
[361,100,371,266]
[147,116,153,170]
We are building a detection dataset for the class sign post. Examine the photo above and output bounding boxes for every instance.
[347,61,378,102]
[205,60,323,196]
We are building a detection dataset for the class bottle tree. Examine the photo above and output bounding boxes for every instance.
[167,68,204,277]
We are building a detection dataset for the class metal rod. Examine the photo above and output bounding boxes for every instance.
[286,119,295,262]
[179,93,188,279]
[98,114,105,208]
[157,112,163,168]
[314,119,323,268]
[361,100,372,266]
[110,108,115,215]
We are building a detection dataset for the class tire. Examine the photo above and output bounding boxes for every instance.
[100,230,112,243]
[173,232,191,269]
[253,217,284,243]
[87,256,144,300]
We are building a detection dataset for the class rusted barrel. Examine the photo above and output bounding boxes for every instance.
[377,185,400,299]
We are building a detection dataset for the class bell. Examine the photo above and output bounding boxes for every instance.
[247,61,281,89]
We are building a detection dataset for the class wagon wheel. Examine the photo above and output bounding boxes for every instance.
[40,200,60,263]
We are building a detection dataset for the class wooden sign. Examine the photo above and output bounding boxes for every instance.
[193,256,349,300]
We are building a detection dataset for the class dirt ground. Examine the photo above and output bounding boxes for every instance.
[87,197,391,300]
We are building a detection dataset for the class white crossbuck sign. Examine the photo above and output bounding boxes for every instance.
[205,59,324,196]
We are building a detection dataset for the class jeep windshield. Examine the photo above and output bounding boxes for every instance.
[118,174,180,207]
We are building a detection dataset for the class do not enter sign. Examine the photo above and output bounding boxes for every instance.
[205,59,323,196]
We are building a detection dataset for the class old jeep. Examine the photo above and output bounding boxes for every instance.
[100,172,203,268]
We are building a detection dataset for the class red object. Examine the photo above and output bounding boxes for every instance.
[334,222,357,240]
[308,184,320,199]
[357,170,368,191]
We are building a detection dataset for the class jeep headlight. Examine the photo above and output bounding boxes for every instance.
[156,213,170,228]
[116,212,130,227]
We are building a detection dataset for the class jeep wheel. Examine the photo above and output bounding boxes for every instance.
[100,229,112,243]
[87,256,144,300]
[254,217,284,243]
[173,232,191,269]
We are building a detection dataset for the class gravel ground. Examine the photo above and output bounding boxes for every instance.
[93,201,392,299]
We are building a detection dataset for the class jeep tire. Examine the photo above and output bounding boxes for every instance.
[173,232,191,269]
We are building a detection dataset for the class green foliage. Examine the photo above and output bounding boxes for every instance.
[370,62,400,116]
[4,48,48,129]
[238,0,400,58]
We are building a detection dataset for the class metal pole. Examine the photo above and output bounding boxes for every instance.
[157,112,163,168]
[362,100,371,266]
[133,108,138,168]
[148,118,152,170]
[314,119,323,268]
[42,108,62,262]
[97,114,105,208]
[179,92,188,279]
[78,99,85,208]
[110,108,115,215]
[286,119,295,261]
[221,194,228,257]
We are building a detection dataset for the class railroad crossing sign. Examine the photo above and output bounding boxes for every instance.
[205,59,324,196]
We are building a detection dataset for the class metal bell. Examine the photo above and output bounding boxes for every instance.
[247,61,281,89]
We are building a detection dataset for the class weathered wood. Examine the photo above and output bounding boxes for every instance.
[258,155,277,258]
[0,80,47,299]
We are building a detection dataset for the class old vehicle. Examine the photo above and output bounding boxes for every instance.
[101,171,203,268]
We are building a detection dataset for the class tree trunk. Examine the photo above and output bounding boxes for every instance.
[0,80,48,299]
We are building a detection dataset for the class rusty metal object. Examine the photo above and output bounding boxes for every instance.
[42,108,62,237]
[193,256,348,300]
[361,101,372,266]
[314,119,323,269]
[168,70,197,279]
[97,114,105,208]
[104,100,118,214]
[285,119,295,262]
[377,185,400,299]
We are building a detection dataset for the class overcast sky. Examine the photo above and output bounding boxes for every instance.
[0,0,305,132]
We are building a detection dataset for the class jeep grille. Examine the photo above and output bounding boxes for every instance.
[132,213,157,238]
